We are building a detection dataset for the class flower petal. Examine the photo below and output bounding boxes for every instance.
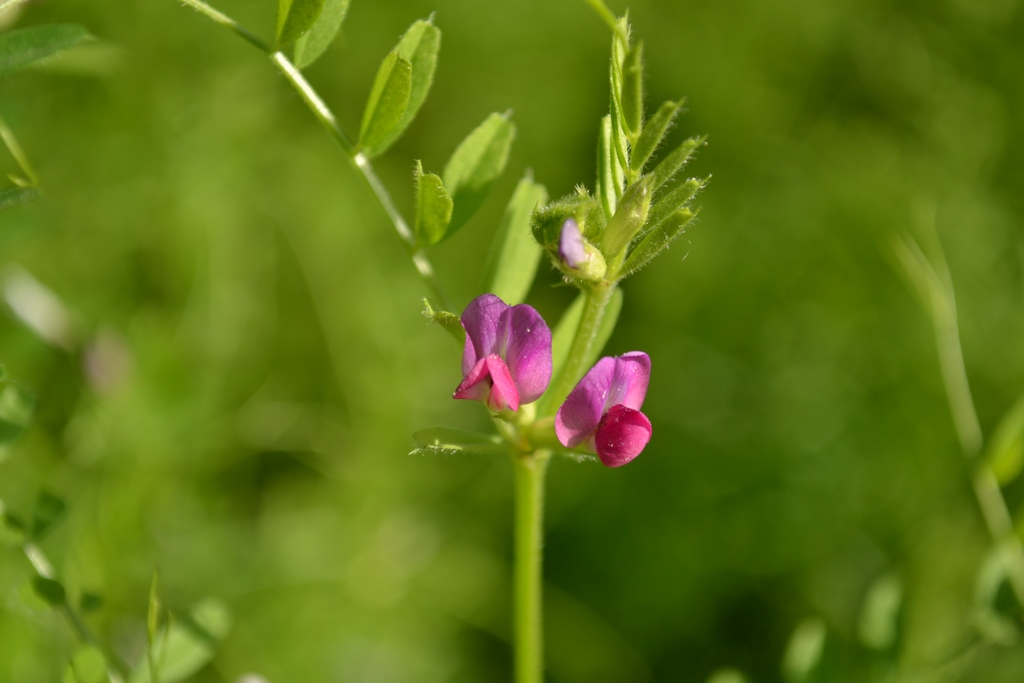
[501,303,552,404]
[558,218,588,269]
[454,354,520,412]
[603,351,650,413]
[555,356,617,448]
[460,294,508,376]
[595,404,651,467]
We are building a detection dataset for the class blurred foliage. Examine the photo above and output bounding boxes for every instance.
[1,0,1024,681]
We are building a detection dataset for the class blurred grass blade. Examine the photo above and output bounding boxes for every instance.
[630,99,681,173]
[358,51,412,157]
[63,646,108,683]
[442,112,516,237]
[650,135,705,191]
[0,24,91,77]
[414,160,453,246]
[148,572,161,683]
[412,428,507,456]
[619,208,695,278]
[422,299,464,343]
[986,394,1024,486]
[292,0,349,68]
[132,598,232,683]
[619,41,643,140]
[484,174,547,305]
[363,18,441,156]
[30,490,66,541]
[0,186,40,211]
[0,382,35,444]
[276,0,325,47]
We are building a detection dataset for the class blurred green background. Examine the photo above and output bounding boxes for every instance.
[2,0,1024,680]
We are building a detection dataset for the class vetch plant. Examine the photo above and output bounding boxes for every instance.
[178,0,707,680]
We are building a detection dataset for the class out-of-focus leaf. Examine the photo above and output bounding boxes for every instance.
[782,618,826,682]
[548,288,623,389]
[32,576,67,606]
[650,135,706,191]
[413,161,452,247]
[707,670,748,683]
[30,490,66,541]
[0,24,91,77]
[631,100,681,173]
[421,299,464,343]
[857,573,903,650]
[79,592,103,614]
[986,394,1024,486]
[483,174,547,305]
[411,428,507,457]
[362,19,441,156]
[0,500,26,545]
[147,572,160,683]
[63,646,107,683]
[974,547,1021,645]
[131,598,232,683]
[0,382,34,444]
[292,0,350,69]
[276,0,325,47]
[0,185,40,211]
[619,41,643,140]
[442,112,516,236]
[619,208,695,278]
[358,51,412,157]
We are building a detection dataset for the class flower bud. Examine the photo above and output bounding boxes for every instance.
[600,176,652,260]
[557,219,607,281]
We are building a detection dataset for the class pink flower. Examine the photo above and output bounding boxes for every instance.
[454,294,553,412]
[555,352,652,467]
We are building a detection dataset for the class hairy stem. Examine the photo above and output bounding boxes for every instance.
[512,449,550,683]
[178,0,447,308]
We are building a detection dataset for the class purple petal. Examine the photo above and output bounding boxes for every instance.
[556,356,617,448]
[603,351,650,413]
[595,404,652,467]
[558,219,588,269]
[461,294,508,376]
[454,354,521,412]
[501,304,552,404]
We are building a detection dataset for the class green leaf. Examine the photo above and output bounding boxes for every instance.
[650,135,705,191]
[0,382,34,444]
[782,618,826,682]
[362,19,441,156]
[79,592,103,614]
[411,428,507,457]
[413,160,453,247]
[131,599,232,683]
[147,572,160,683]
[63,646,107,683]
[549,288,623,382]
[596,115,620,218]
[638,176,704,244]
[0,501,26,546]
[857,574,903,650]
[292,0,350,69]
[483,174,547,305]
[0,185,40,211]
[32,576,66,606]
[442,112,516,236]
[358,52,412,157]
[974,546,1021,645]
[276,0,326,47]
[630,100,681,173]
[30,490,66,541]
[421,299,464,343]
[706,670,749,683]
[0,24,91,77]
[987,394,1024,486]
[619,208,696,278]
[619,41,643,141]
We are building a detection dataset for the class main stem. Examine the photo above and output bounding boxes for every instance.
[513,450,550,683]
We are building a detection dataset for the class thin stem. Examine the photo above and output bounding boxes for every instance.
[178,0,447,308]
[512,449,550,683]
[540,281,617,417]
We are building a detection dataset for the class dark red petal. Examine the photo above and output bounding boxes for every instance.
[594,404,652,467]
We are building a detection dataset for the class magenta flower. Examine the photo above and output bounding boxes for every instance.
[453,294,553,412]
[555,352,652,467]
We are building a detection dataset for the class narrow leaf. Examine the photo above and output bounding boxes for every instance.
[619,41,643,140]
[857,574,903,650]
[987,394,1024,486]
[358,51,412,156]
[650,136,705,191]
[64,646,107,683]
[0,506,26,546]
[422,299,464,343]
[30,490,66,541]
[32,576,66,606]
[131,599,232,683]
[630,100,681,173]
[0,24,91,77]
[619,208,696,278]
[596,116,617,218]
[639,176,704,243]
[411,428,507,457]
[276,0,326,47]
[79,592,103,614]
[147,572,160,683]
[292,0,350,69]
[362,19,441,156]
[414,160,453,246]
[484,174,547,305]
[442,112,516,237]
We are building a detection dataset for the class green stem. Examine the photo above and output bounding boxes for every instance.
[177,0,447,308]
[540,281,617,417]
[512,450,549,683]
